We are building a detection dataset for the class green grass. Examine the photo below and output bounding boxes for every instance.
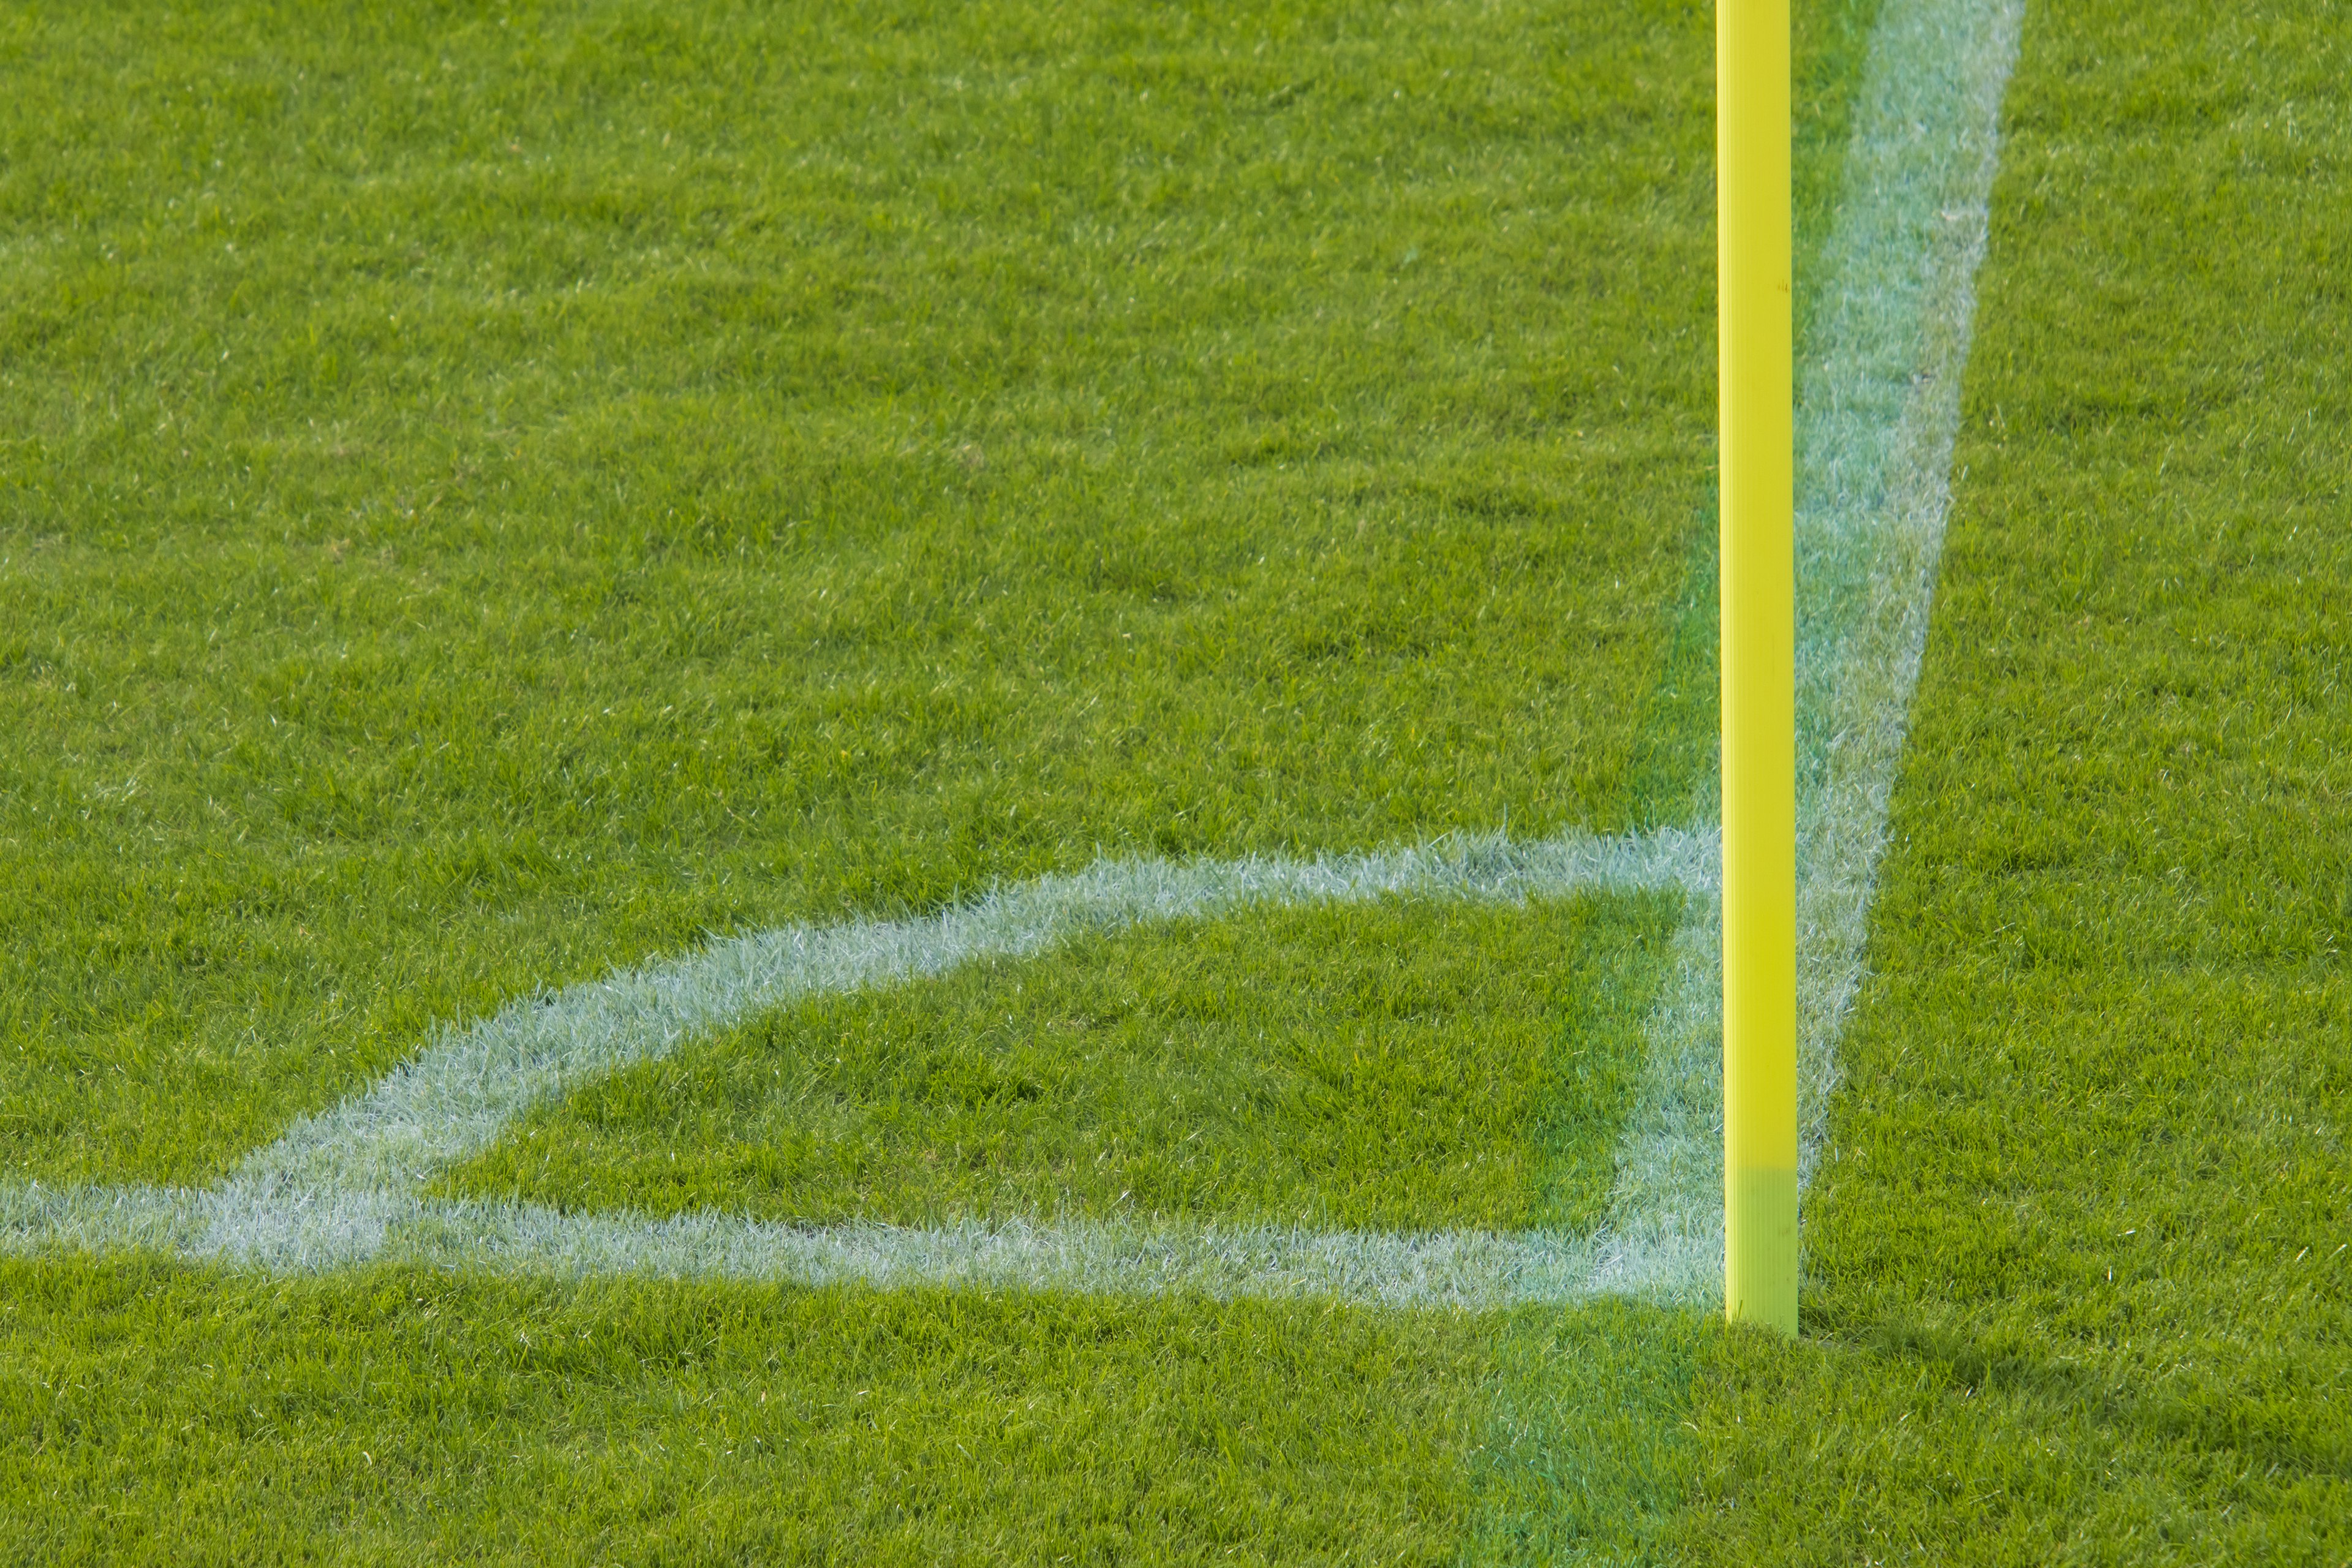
[0,0,1927,1558]
[0,1256,1719,1565]
[4,1260,1496,1562]
[0,0,1714,1188]
[1,1261,1721,1565]
[1676,0,2352,1559]
[2,1255,1719,1565]
[443,891,1678,1233]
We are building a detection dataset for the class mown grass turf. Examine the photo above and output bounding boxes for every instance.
[0,0,1902,1557]
[1678,0,2352,1559]
[0,1258,1726,1566]
[0,0,1713,1187]
[3,1259,1498,1564]
[444,891,1677,1233]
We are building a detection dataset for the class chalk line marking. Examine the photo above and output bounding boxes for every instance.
[0,1189,1629,1312]
[1468,0,2027,1303]
[1792,0,2024,1179]
[237,830,1709,1202]
[7,831,1708,1307]
[1,0,2023,1310]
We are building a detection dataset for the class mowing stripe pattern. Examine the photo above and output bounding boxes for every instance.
[2,0,2023,1308]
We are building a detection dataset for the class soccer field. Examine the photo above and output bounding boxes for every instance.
[4,0,2347,1560]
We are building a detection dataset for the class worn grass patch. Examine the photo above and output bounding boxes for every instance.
[442,891,1678,1234]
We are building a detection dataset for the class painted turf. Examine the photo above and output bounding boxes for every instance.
[1,0,2023,1308]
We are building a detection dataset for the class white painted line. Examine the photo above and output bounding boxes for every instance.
[1790,0,2025,1181]
[236,827,1711,1200]
[0,1180,1599,1307]
[1572,0,2027,1302]
[4,829,1711,1297]
[0,0,2025,1310]
[420,1202,1591,1309]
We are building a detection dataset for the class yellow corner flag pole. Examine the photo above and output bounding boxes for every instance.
[1719,0,1798,1335]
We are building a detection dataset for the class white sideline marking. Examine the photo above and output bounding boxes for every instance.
[1791,0,2024,1178]
[6,831,1709,1297]
[1477,0,2027,1302]
[0,1184,1621,1310]
[236,829,1709,1200]
[0,0,2024,1308]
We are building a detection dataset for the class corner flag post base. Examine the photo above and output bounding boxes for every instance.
[1719,0,1800,1335]
[1727,1167,1799,1334]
